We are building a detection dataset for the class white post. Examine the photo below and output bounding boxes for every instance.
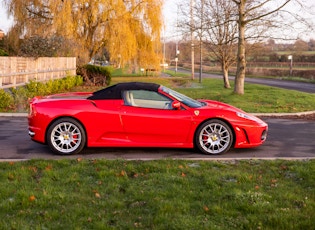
[190,0,195,80]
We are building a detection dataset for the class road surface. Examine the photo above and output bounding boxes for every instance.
[0,117,314,160]
[170,68,315,94]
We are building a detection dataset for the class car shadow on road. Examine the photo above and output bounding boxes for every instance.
[25,144,267,160]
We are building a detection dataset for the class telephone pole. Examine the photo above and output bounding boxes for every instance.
[190,0,195,80]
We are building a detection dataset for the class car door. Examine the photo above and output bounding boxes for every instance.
[120,90,193,145]
[85,99,126,146]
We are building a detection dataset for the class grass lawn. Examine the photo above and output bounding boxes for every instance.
[104,75,315,113]
[1,72,314,229]
[1,159,314,229]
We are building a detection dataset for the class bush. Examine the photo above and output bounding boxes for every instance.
[10,87,29,112]
[0,89,14,111]
[0,49,8,56]
[77,64,112,86]
[8,76,83,112]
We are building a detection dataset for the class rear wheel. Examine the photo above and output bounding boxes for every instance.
[47,118,86,155]
[195,119,233,155]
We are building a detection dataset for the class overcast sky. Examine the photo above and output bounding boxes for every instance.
[0,4,13,33]
[1,0,314,40]
[0,1,180,34]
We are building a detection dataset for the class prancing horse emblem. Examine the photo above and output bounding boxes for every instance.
[194,110,200,116]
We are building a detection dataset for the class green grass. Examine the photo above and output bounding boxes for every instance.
[163,69,191,78]
[3,73,314,113]
[245,74,315,83]
[0,159,314,229]
[106,76,315,113]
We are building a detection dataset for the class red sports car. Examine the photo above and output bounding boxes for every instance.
[28,82,268,155]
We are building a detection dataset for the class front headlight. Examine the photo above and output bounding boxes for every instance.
[236,112,257,121]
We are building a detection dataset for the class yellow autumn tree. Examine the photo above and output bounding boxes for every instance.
[5,0,163,68]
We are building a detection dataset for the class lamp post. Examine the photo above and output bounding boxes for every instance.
[288,55,293,76]
[199,0,204,83]
[175,46,180,74]
[190,0,195,80]
[162,27,166,72]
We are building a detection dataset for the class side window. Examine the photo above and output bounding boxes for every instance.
[123,90,172,109]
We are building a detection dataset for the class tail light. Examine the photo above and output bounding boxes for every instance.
[29,97,39,116]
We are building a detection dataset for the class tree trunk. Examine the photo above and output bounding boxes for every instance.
[234,0,246,95]
[222,62,231,88]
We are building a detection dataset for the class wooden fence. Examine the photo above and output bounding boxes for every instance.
[0,57,76,89]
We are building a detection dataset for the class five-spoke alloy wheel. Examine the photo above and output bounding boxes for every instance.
[195,119,233,155]
[47,118,86,155]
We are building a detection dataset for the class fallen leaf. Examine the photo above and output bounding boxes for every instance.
[8,173,14,181]
[93,190,101,198]
[119,170,126,177]
[29,166,37,173]
[45,165,53,171]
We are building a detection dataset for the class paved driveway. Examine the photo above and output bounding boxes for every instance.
[0,117,314,160]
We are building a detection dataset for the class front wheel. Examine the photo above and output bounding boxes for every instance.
[195,119,233,155]
[47,118,86,155]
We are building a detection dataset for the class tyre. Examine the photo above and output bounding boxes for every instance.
[195,119,233,155]
[47,118,86,155]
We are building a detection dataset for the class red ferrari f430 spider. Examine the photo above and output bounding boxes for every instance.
[28,82,268,155]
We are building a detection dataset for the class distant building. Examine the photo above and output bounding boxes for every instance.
[0,29,5,40]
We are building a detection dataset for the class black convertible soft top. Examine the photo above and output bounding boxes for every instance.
[88,82,160,100]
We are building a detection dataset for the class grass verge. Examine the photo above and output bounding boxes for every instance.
[1,159,314,229]
[106,76,315,113]
[2,73,314,113]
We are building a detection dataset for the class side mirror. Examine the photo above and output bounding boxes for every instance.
[172,101,181,110]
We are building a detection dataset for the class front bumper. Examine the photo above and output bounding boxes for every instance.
[28,130,35,137]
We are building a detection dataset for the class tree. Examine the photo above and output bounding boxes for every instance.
[231,0,314,94]
[179,0,314,93]
[19,35,64,57]
[177,0,238,86]
[308,39,315,51]
[4,0,163,68]
[201,0,238,88]
[293,39,309,51]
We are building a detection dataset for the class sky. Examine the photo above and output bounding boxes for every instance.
[0,1,180,35]
[163,0,181,40]
[1,0,314,40]
[0,3,13,33]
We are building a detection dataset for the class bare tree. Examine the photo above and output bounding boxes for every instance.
[178,0,237,85]
[200,0,238,88]
[231,0,315,94]
[178,0,314,94]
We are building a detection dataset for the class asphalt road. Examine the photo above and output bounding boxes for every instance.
[0,117,314,160]
[171,68,315,94]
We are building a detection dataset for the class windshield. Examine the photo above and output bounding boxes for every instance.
[161,86,204,108]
